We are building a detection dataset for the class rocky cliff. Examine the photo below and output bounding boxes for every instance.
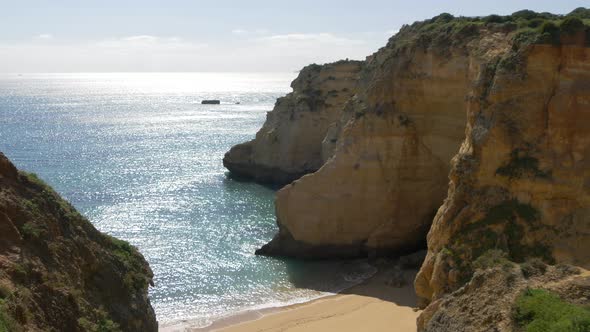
[414,12,590,324]
[226,7,590,330]
[254,12,590,265]
[0,153,157,332]
[223,60,362,185]
[418,258,590,331]
[257,15,512,258]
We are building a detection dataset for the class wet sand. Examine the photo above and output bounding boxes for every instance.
[161,267,420,332]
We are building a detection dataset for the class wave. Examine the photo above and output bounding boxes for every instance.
[159,259,378,331]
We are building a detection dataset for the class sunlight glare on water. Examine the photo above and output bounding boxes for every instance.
[0,72,376,327]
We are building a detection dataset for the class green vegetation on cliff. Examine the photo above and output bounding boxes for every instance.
[441,199,556,288]
[390,7,590,53]
[0,152,156,332]
[107,235,152,292]
[514,288,590,332]
[0,298,15,332]
[496,149,551,180]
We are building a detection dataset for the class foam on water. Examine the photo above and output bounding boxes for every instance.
[0,73,377,326]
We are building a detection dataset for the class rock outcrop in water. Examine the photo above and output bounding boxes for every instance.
[0,153,156,331]
[223,60,362,185]
[227,7,590,331]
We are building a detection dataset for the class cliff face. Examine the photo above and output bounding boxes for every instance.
[0,153,156,332]
[257,19,513,258]
[415,37,590,311]
[223,60,362,185]
[418,261,589,332]
[226,10,590,328]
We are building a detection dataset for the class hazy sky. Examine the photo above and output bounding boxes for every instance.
[0,0,586,72]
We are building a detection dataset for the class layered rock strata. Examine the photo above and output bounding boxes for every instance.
[415,31,590,311]
[257,18,511,258]
[223,60,362,185]
[225,9,590,331]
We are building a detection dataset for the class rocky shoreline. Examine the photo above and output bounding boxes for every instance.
[223,60,362,185]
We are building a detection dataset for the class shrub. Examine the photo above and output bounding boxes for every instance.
[21,222,44,239]
[514,288,590,332]
[512,10,541,21]
[520,258,547,278]
[106,236,149,292]
[305,63,322,72]
[484,14,508,24]
[568,7,590,19]
[78,314,121,332]
[473,249,514,270]
[0,301,16,332]
[538,21,561,45]
[22,172,49,188]
[454,22,480,38]
[0,281,11,299]
[527,18,545,28]
[496,149,551,179]
[0,312,9,332]
[560,17,585,35]
[434,13,454,23]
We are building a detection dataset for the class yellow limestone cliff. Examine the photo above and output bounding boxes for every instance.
[223,60,362,184]
[257,20,512,258]
[224,10,590,331]
[415,36,590,311]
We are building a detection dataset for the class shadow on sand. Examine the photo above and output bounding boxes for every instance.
[280,256,422,308]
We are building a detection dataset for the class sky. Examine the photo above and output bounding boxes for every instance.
[0,0,587,72]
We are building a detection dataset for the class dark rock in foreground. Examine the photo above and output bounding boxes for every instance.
[0,152,157,332]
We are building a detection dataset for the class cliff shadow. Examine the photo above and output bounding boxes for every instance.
[223,171,286,191]
[280,256,421,308]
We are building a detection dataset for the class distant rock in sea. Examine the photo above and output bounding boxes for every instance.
[202,100,221,104]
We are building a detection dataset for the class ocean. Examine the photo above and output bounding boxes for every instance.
[0,73,376,328]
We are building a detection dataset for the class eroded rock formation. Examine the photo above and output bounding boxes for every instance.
[223,60,362,185]
[226,10,590,328]
[415,33,590,312]
[0,153,156,332]
[257,17,513,258]
[418,260,589,332]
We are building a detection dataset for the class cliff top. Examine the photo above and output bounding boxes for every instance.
[386,8,590,53]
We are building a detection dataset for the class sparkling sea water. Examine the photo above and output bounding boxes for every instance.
[0,73,376,328]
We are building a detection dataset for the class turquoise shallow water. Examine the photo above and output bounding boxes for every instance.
[0,73,376,327]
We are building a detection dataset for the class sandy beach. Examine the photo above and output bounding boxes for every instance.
[162,266,420,332]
